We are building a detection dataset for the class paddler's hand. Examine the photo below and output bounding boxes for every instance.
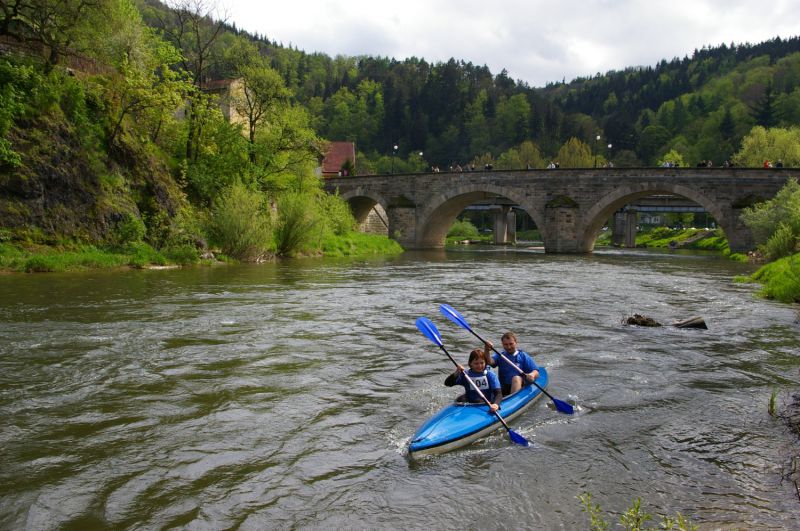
[489,403,499,412]
[525,370,539,382]
[455,364,465,374]
[484,340,493,351]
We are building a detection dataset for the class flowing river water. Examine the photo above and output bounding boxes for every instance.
[1,248,799,529]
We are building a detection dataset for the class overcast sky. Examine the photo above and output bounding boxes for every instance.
[223,0,798,87]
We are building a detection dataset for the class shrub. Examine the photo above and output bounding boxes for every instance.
[761,222,798,261]
[209,182,273,260]
[164,244,199,265]
[447,219,480,239]
[113,212,146,246]
[274,191,319,256]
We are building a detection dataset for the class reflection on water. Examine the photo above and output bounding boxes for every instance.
[1,250,799,529]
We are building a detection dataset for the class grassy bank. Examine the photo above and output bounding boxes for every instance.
[0,232,402,273]
[739,253,800,303]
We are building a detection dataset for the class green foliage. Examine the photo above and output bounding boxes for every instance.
[209,182,274,260]
[619,498,652,530]
[732,126,800,167]
[762,222,799,260]
[740,178,800,247]
[750,253,800,302]
[557,137,593,167]
[163,244,200,265]
[579,493,697,531]
[447,219,480,239]
[769,387,778,417]
[321,231,403,257]
[316,191,356,236]
[657,149,686,167]
[274,191,319,257]
[112,213,146,247]
[578,493,609,531]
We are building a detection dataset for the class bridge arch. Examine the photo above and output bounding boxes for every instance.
[580,182,729,252]
[337,188,390,235]
[416,183,546,248]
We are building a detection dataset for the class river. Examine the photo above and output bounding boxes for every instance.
[1,248,798,529]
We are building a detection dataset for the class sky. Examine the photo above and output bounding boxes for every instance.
[222,0,799,87]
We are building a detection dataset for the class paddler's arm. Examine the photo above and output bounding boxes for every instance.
[523,356,539,383]
[484,341,496,367]
[444,364,464,386]
[491,388,503,411]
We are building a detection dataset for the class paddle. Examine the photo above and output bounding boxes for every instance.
[415,317,529,447]
[439,304,575,415]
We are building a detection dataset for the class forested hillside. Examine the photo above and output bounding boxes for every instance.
[138,1,800,170]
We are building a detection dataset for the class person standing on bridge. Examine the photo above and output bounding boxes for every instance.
[486,332,539,396]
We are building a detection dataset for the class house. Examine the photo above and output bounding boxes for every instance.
[319,141,356,177]
[201,78,247,127]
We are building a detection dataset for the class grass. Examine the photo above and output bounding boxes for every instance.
[748,252,800,303]
[0,242,168,272]
[321,231,404,257]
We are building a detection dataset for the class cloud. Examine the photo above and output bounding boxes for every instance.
[227,0,799,86]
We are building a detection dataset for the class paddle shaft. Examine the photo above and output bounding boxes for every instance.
[436,344,515,434]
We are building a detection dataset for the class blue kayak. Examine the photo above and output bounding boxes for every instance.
[408,367,549,456]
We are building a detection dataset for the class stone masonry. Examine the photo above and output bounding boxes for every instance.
[323,167,797,253]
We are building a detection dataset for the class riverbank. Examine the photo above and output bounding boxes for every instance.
[0,232,403,273]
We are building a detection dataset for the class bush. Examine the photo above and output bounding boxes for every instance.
[164,244,199,265]
[447,219,480,239]
[274,191,319,256]
[209,182,273,260]
[762,222,798,261]
[113,212,146,246]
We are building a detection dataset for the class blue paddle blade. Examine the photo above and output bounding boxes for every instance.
[508,429,530,447]
[553,398,575,415]
[439,304,471,330]
[415,317,443,347]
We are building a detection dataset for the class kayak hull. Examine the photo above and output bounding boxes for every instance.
[408,367,549,456]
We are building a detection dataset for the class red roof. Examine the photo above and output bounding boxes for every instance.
[321,142,356,175]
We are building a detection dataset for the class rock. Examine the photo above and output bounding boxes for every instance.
[624,314,662,327]
[671,316,708,329]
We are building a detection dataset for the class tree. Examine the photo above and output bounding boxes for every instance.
[227,49,290,159]
[155,0,228,160]
[0,0,111,68]
[99,2,190,144]
[556,137,593,168]
[732,126,800,167]
[638,125,671,164]
[750,83,780,128]
[740,178,800,249]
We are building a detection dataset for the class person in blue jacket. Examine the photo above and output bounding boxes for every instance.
[444,348,502,411]
[487,331,539,396]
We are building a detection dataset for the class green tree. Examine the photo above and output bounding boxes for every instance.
[740,178,800,247]
[657,149,686,167]
[0,0,111,68]
[638,125,671,164]
[495,93,530,147]
[556,137,593,168]
[732,126,800,167]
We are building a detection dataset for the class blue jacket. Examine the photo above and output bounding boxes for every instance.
[449,368,501,403]
[493,350,537,387]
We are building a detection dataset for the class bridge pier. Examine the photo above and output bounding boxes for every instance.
[493,206,516,245]
[543,205,579,253]
[613,211,638,248]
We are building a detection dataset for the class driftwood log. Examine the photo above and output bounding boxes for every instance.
[623,314,708,329]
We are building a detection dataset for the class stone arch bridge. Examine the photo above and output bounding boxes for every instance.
[323,168,797,253]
